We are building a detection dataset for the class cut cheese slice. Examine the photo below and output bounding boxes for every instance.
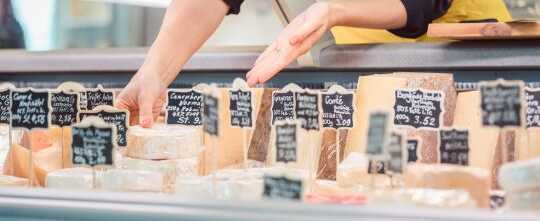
[102,169,165,193]
[404,163,491,208]
[336,152,391,188]
[0,175,28,187]
[127,124,203,160]
[498,158,540,193]
[46,167,94,190]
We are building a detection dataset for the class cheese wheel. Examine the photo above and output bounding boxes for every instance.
[102,169,165,193]
[0,175,28,187]
[127,124,203,160]
[368,188,476,209]
[46,167,94,190]
[498,158,540,193]
[120,156,199,192]
[405,163,491,208]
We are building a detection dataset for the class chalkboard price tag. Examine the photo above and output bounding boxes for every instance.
[79,106,129,147]
[386,132,405,174]
[394,89,443,129]
[10,89,50,130]
[0,88,11,124]
[271,91,295,125]
[166,89,204,126]
[85,85,114,111]
[368,160,387,175]
[229,90,253,128]
[406,139,420,163]
[50,91,80,127]
[366,111,389,156]
[525,88,540,128]
[263,175,303,201]
[275,121,297,163]
[439,128,469,166]
[295,91,320,131]
[203,94,219,136]
[321,85,355,129]
[480,80,524,127]
[71,117,115,167]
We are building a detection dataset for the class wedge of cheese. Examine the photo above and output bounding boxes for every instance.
[127,124,203,160]
[405,163,491,208]
[0,175,28,187]
[266,128,321,173]
[336,152,392,188]
[498,158,540,193]
[102,169,165,193]
[3,143,63,187]
[317,129,348,180]
[46,167,94,190]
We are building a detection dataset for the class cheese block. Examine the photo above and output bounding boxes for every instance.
[519,128,540,160]
[346,74,408,158]
[498,158,540,193]
[0,175,28,187]
[266,127,321,172]
[175,176,213,199]
[127,124,203,160]
[317,129,348,180]
[505,191,540,211]
[120,156,199,192]
[368,188,476,209]
[336,152,392,188]
[46,167,94,190]
[404,163,490,208]
[247,88,274,163]
[3,143,63,187]
[102,169,165,193]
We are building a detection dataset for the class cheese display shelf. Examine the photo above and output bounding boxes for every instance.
[1,40,540,221]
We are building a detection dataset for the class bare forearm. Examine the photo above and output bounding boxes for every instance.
[140,0,228,86]
[328,0,407,29]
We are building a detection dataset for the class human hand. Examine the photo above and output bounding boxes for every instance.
[115,71,166,128]
[246,2,334,86]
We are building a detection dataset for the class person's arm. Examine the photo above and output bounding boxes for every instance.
[116,0,230,127]
[246,0,451,86]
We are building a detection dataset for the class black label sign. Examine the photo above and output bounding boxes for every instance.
[0,89,10,124]
[406,139,419,163]
[366,112,388,156]
[263,175,302,201]
[525,88,540,128]
[229,90,252,128]
[394,89,443,129]
[295,92,319,131]
[490,193,505,210]
[51,91,79,127]
[166,90,203,126]
[86,89,114,111]
[203,95,219,136]
[275,123,297,163]
[387,132,404,174]
[271,91,295,125]
[11,90,50,130]
[480,83,522,127]
[368,160,387,174]
[321,92,354,129]
[80,111,128,147]
[439,129,469,166]
[71,125,114,166]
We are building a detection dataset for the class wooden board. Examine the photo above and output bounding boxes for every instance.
[428,21,540,40]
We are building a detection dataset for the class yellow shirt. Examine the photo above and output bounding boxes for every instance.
[331,0,513,44]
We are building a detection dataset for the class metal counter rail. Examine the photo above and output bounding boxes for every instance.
[0,188,538,221]
[1,41,540,88]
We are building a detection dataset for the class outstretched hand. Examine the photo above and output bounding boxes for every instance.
[246,2,332,86]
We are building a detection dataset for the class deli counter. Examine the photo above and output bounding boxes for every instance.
[1,40,540,221]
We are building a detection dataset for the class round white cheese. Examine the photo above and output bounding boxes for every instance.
[499,158,540,193]
[102,169,165,193]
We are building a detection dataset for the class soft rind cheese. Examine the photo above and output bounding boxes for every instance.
[506,191,540,211]
[102,169,165,193]
[498,158,540,193]
[45,167,94,190]
[127,124,203,160]
[0,175,28,187]
[368,188,476,209]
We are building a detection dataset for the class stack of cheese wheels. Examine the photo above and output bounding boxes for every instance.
[498,158,540,211]
[109,123,203,193]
